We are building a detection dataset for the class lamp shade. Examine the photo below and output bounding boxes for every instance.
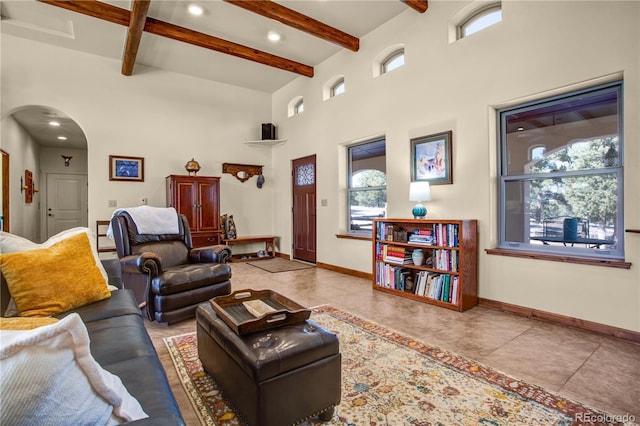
[409,181,431,202]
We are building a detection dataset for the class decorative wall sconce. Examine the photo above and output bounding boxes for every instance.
[21,170,38,203]
[62,155,73,167]
[222,163,264,184]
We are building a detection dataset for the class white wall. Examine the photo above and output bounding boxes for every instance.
[271,1,640,332]
[0,115,40,240]
[1,34,275,242]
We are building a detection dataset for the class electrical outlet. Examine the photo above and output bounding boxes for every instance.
[140,197,148,205]
[108,200,117,207]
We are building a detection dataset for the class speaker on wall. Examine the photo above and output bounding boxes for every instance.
[261,123,276,140]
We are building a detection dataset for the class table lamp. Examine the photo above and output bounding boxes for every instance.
[409,181,431,219]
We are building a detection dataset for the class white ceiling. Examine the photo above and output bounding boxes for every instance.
[2,0,411,149]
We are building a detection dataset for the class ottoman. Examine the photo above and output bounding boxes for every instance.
[196,303,341,426]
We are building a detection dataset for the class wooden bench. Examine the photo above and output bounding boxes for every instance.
[222,235,277,261]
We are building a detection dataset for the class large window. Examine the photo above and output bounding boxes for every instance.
[498,81,623,259]
[348,139,386,235]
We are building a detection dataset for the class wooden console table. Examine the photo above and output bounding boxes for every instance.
[223,235,277,262]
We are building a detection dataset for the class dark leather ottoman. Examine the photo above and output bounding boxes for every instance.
[196,303,341,426]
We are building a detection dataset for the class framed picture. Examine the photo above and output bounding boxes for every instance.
[109,155,144,182]
[410,130,453,185]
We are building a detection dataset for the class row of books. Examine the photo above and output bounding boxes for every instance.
[374,262,459,305]
[376,222,459,247]
[375,263,413,291]
[434,249,459,272]
[414,271,459,304]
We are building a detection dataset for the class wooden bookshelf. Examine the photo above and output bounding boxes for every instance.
[372,218,478,312]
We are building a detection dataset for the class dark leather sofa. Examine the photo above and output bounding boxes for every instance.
[0,259,185,425]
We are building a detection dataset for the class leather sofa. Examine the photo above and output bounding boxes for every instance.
[1,259,185,425]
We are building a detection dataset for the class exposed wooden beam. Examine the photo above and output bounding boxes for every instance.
[39,0,314,77]
[224,0,359,52]
[122,0,150,76]
[401,0,429,13]
[144,17,313,77]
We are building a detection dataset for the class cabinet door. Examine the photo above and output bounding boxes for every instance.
[196,179,219,233]
[175,179,197,228]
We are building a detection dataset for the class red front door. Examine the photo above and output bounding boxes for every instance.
[292,155,316,263]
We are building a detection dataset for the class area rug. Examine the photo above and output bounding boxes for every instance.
[246,257,315,273]
[164,306,629,426]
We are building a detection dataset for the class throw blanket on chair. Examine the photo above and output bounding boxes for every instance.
[107,206,180,238]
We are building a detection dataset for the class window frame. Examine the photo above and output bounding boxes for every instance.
[330,78,345,98]
[347,138,387,236]
[497,80,624,260]
[458,3,502,39]
[381,49,405,75]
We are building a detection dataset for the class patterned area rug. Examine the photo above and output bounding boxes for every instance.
[164,306,628,426]
[246,257,315,273]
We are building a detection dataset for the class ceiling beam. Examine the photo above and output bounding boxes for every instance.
[122,0,150,76]
[144,17,313,77]
[401,0,429,13]
[224,0,359,52]
[39,0,314,77]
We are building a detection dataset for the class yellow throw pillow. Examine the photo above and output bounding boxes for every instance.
[0,233,111,317]
[0,317,59,330]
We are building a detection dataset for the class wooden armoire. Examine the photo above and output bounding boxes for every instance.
[166,175,221,247]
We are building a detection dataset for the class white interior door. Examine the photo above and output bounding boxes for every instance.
[46,173,88,238]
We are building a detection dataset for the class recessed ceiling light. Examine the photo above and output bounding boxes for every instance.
[57,136,67,141]
[188,4,204,16]
[49,121,61,127]
[267,31,281,42]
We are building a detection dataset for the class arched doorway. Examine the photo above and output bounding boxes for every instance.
[2,105,88,241]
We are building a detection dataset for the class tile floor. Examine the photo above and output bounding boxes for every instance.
[145,262,640,425]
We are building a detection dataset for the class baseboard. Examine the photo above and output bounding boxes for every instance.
[479,298,640,344]
[316,262,372,280]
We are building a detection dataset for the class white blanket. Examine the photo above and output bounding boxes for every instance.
[107,206,179,238]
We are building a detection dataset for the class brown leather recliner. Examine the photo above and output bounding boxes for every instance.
[111,211,232,325]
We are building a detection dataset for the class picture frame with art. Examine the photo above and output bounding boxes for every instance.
[410,130,453,185]
[109,155,144,182]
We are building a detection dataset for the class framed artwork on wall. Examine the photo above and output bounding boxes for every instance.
[109,155,144,182]
[410,130,453,185]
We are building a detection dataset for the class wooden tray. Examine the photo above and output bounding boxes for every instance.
[210,289,311,335]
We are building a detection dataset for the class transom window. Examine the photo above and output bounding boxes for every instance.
[331,78,345,97]
[348,139,386,234]
[459,3,502,38]
[381,49,405,74]
[498,81,624,260]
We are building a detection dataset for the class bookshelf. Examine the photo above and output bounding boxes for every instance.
[372,218,478,312]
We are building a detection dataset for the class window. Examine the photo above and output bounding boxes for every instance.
[348,139,386,234]
[498,81,624,260]
[294,98,304,115]
[331,78,345,97]
[381,49,405,74]
[459,3,502,39]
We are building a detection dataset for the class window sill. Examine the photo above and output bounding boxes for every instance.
[485,248,631,269]
[336,233,371,241]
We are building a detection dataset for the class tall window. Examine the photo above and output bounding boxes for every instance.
[348,139,386,235]
[294,98,304,115]
[459,3,502,39]
[498,81,624,260]
[381,49,405,74]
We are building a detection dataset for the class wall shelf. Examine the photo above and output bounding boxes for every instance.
[244,139,287,147]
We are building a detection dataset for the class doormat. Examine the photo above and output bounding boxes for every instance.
[246,257,315,273]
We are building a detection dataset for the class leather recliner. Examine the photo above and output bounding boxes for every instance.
[110,211,232,325]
